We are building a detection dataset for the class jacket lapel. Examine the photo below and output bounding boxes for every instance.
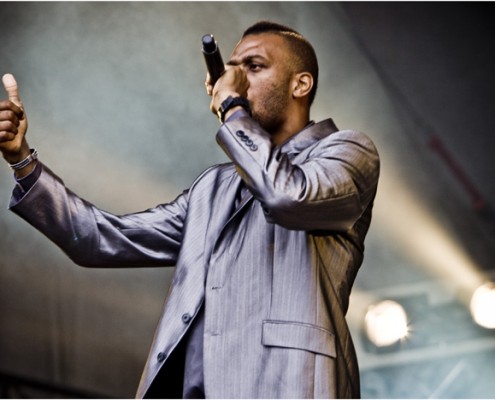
[204,171,254,262]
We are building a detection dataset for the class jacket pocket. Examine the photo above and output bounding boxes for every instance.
[261,320,336,358]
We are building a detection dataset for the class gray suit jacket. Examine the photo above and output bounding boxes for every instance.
[10,113,379,398]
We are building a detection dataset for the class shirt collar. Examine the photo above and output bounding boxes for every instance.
[277,118,339,155]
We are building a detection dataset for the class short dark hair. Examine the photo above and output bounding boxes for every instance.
[243,21,319,106]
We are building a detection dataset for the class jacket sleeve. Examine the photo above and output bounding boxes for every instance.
[216,114,380,232]
[9,164,187,268]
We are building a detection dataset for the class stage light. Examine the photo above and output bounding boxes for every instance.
[364,300,409,347]
[372,173,486,304]
[470,282,495,329]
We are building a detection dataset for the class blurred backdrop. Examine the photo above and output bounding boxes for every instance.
[1,2,494,398]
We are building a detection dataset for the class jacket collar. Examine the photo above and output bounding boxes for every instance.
[277,118,339,155]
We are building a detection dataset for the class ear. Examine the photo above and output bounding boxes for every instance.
[291,72,313,100]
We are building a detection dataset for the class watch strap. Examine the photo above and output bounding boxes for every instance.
[217,96,251,122]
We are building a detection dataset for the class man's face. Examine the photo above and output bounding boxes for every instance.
[228,33,295,134]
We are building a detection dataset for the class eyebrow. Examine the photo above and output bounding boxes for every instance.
[227,54,267,67]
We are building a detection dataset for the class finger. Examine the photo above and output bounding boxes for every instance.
[205,73,214,96]
[0,109,20,126]
[205,82,213,96]
[0,120,18,134]
[0,131,16,142]
[2,73,22,106]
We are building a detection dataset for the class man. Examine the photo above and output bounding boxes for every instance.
[0,21,379,398]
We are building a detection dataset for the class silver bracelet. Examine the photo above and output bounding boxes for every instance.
[8,149,38,171]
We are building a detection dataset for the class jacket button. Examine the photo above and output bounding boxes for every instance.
[157,352,166,362]
[245,139,253,146]
[250,144,258,151]
[182,313,192,323]
[235,130,245,137]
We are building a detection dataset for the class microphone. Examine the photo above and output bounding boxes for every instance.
[202,34,225,86]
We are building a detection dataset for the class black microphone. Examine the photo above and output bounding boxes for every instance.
[202,34,225,86]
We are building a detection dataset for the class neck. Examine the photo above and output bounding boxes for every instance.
[271,106,310,146]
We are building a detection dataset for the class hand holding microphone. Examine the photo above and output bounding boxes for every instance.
[202,34,250,120]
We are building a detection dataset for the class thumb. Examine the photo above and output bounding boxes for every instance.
[2,73,22,106]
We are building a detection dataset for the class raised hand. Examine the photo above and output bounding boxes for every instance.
[0,73,30,165]
[207,65,250,117]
